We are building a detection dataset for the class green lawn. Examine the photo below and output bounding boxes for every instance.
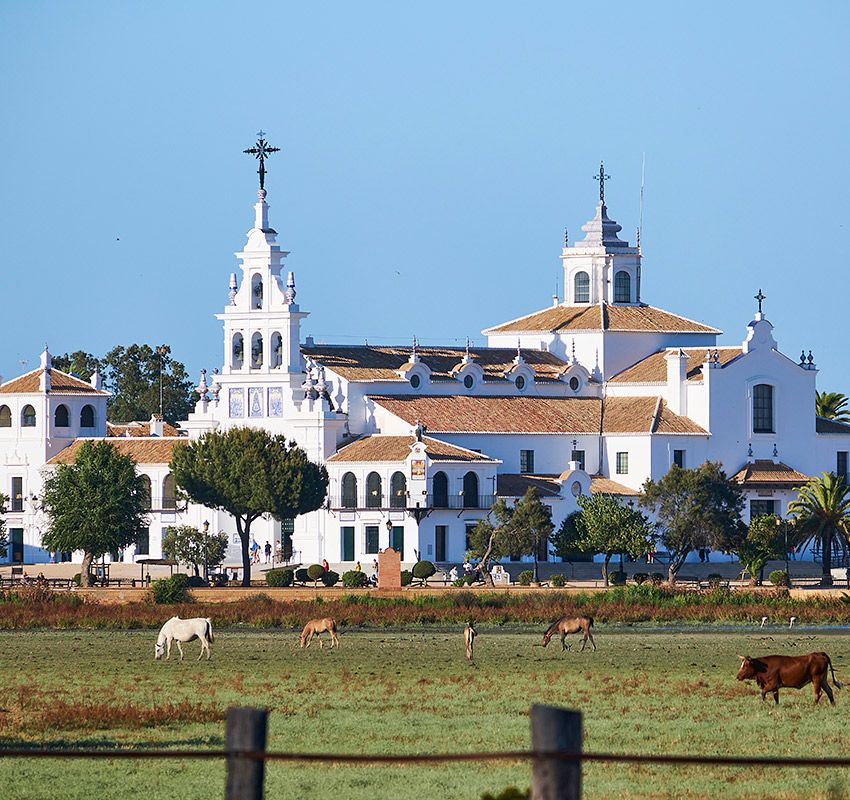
[1,628,849,799]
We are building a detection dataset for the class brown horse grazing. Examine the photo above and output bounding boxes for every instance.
[542,615,595,652]
[300,618,340,649]
[464,621,477,662]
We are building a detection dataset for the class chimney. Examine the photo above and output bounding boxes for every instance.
[149,414,164,437]
[664,349,688,415]
[90,369,102,390]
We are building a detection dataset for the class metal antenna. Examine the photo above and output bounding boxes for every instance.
[638,152,645,253]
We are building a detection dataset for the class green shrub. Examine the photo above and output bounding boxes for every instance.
[307,563,326,581]
[151,573,190,604]
[342,570,368,588]
[518,570,534,586]
[769,570,791,587]
[71,573,82,587]
[550,573,566,587]
[186,576,206,588]
[452,578,466,588]
[265,568,294,587]
[632,572,649,585]
[707,573,724,587]
[464,574,477,586]
[650,572,666,586]
[294,568,310,584]
[609,571,627,586]
[321,570,340,587]
[412,560,437,580]
[401,570,413,587]
[481,788,530,800]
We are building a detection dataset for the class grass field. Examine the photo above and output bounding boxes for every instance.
[1,628,850,799]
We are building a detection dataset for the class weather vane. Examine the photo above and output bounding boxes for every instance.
[243,130,280,191]
[594,161,610,203]
[754,288,766,314]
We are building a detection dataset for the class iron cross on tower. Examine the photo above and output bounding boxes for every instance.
[594,161,611,203]
[243,131,280,190]
[754,288,766,313]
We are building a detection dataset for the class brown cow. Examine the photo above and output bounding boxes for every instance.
[736,652,843,705]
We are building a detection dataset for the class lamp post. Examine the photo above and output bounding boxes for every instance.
[202,520,210,584]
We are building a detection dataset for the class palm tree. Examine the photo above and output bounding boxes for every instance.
[788,473,850,586]
[816,391,850,422]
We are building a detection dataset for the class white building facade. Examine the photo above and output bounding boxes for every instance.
[3,170,849,567]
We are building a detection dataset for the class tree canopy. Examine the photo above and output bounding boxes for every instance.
[735,514,788,584]
[788,472,850,585]
[575,493,654,586]
[640,461,745,583]
[816,391,850,423]
[170,427,328,585]
[162,524,229,578]
[52,344,195,424]
[40,441,149,586]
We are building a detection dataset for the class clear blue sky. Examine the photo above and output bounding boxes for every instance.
[1,2,848,390]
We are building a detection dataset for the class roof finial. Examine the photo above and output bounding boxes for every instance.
[284,271,297,304]
[563,227,569,247]
[517,338,522,360]
[243,131,280,192]
[229,273,238,305]
[594,161,611,203]
[754,288,766,314]
[465,336,470,358]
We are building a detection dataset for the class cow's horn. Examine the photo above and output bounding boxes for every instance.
[737,655,747,661]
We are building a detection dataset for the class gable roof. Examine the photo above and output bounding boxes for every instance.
[816,417,850,434]
[301,345,568,383]
[589,475,640,496]
[47,437,184,466]
[106,420,183,438]
[496,474,562,498]
[609,347,743,384]
[483,303,721,335]
[730,460,811,489]
[327,435,494,463]
[0,368,109,396]
[369,395,707,435]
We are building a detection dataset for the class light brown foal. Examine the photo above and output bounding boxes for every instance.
[464,621,477,662]
[300,617,340,649]
[542,615,595,652]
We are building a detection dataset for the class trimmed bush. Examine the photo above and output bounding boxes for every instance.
[401,570,413,587]
[412,560,437,580]
[71,573,82,587]
[632,573,649,585]
[707,573,724,587]
[452,578,466,588]
[550,573,566,587]
[650,572,666,586]
[342,570,368,588]
[307,563,326,581]
[464,574,477,586]
[151,574,190,604]
[265,568,294,588]
[769,570,791,587]
[321,570,339,587]
[609,571,627,586]
[518,570,534,586]
[294,568,310,584]
[186,576,206,588]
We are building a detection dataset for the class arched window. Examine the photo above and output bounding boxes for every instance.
[162,474,176,510]
[139,475,152,510]
[614,270,631,303]
[574,271,590,303]
[432,471,449,508]
[341,472,357,508]
[21,405,36,427]
[251,332,263,369]
[462,471,479,508]
[232,333,244,369]
[390,471,407,508]
[753,384,774,433]
[54,404,69,428]
[80,404,95,428]
[0,406,10,428]
[366,472,383,508]
[251,273,264,309]
[270,332,282,368]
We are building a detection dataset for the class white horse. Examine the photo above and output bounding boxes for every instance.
[154,616,214,661]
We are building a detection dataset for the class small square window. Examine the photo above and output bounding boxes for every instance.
[615,452,629,475]
[520,449,535,474]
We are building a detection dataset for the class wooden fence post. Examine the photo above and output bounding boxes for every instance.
[225,707,268,800]
[530,704,582,800]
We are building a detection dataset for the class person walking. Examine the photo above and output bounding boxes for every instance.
[264,541,272,564]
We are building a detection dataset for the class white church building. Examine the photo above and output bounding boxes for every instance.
[2,154,849,567]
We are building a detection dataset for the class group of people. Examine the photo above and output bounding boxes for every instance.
[352,559,380,586]
[248,540,287,565]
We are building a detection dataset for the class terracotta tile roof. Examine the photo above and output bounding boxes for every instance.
[589,475,640,496]
[610,347,743,383]
[302,345,568,383]
[327,435,494,463]
[106,421,183,437]
[730,460,811,488]
[496,473,562,497]
[370,395,707,435]
[483,303,721,335]
[47,437,185,466]
[0,368,108,396]
[816,417,850,434]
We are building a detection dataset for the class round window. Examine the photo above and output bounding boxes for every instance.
[515,375,525,390]
[463,375,474,389]
[410,374,421,389]
[569,376,580,392]
[571,481,582,497]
